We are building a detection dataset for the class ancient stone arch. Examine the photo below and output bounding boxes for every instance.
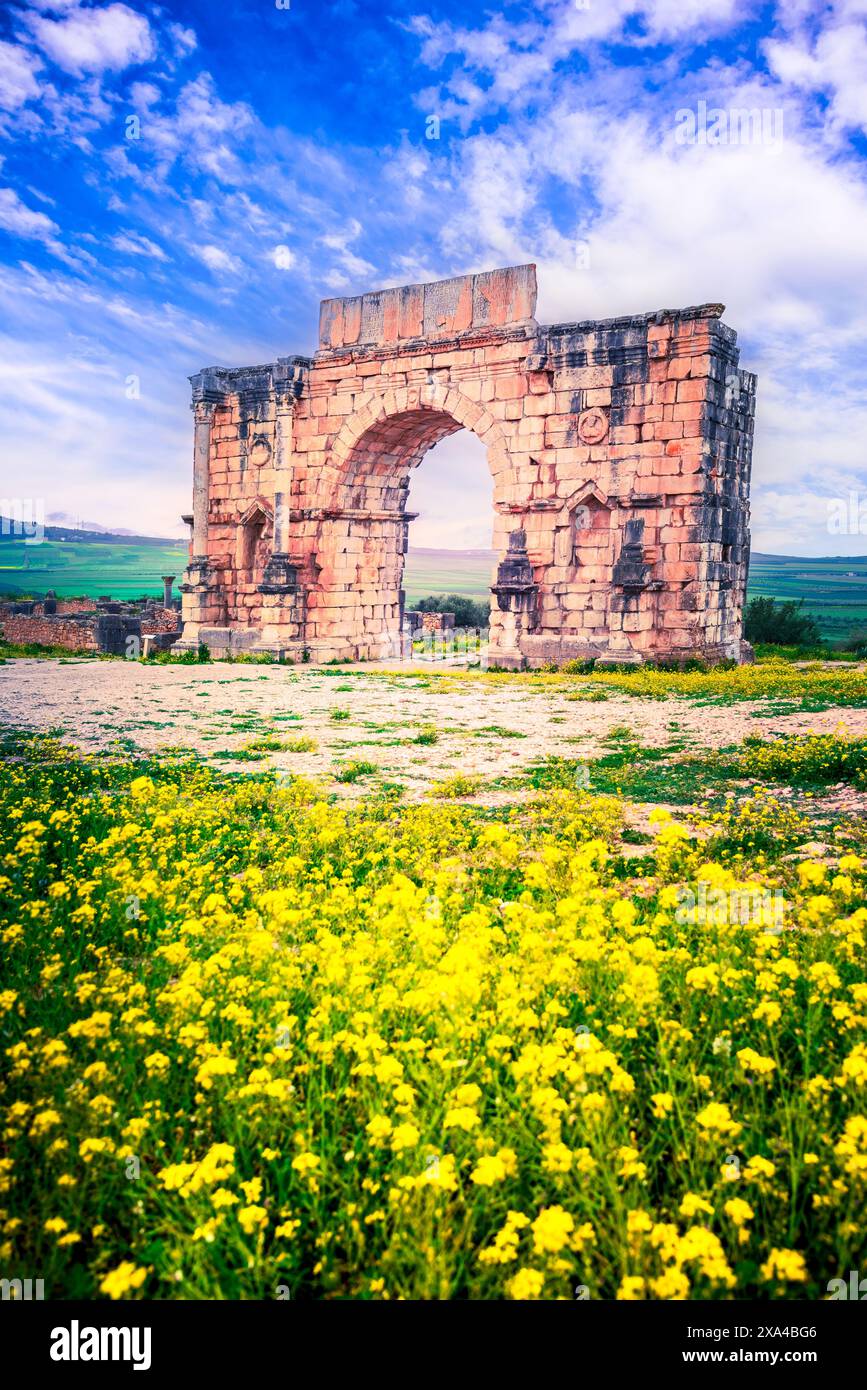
[179,264,755,666]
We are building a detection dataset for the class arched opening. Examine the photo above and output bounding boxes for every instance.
[404,429,493,644]
[319,398,507,661]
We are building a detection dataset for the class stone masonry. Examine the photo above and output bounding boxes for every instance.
[0,593,181,655]
[178,264,755,667]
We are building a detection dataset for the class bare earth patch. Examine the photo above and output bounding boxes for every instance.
[3,657,867,802]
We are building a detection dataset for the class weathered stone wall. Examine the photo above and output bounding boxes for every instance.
[179,264,755,667]
[405,611,456,633]
[0,616,98,651]
[1,602,180,653]
[55,600,91,615]
[140,607,182,636]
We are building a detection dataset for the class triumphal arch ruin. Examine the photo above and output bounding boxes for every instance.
[178,264,755,667]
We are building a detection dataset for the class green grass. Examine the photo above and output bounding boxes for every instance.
[334,759,379,783]
[0,537,187,600]
[403,548,494,606]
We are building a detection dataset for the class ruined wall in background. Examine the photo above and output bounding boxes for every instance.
[0,616,98,651]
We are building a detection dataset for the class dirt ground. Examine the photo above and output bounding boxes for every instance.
[3,656,867,802]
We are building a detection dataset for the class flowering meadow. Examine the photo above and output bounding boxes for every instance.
[1,671,867,1301]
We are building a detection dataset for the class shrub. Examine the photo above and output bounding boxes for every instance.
[413,594,490,629]
[284,735,317,753]
[744,597,821,648]
[737,732,867,788]
[842,627,867,658]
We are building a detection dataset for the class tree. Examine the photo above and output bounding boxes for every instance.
[412,593,490,628]
[744,597,822,647]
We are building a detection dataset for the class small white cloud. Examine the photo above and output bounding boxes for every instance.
[111,230,168,260]
[129,81,161,110]
[0,185,59,240]
[25,184,55,206]
[196,243,241,275]
[25,3,155,77]
[168,23,197,59]
[321,218,363,252]
[271,243,295,270]
[319,220,374,280]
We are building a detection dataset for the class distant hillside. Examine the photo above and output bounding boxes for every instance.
[751,552,867,569]
[748,553,867,641]
[0,518,183,547]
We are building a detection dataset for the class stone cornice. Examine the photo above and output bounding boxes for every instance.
[190,358,310,409]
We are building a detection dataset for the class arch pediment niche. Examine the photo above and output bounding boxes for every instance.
[238,497,274,528]
[236,497,274,576]
[553,484,613,568]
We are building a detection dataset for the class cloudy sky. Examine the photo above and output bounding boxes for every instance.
[1,0,866,554]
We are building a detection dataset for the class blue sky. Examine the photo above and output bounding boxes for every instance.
[1,0,867,553]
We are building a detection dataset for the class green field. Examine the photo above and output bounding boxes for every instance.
[404,547,495,604]
[0,538,188,600]
[3,538,867,643]
[748,553,867,643]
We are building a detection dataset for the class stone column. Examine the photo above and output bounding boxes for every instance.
[192,402,213,561]
[161,575,175,607]
[273,400,293,555]
[259,390,297,591]
[489,527,538,670]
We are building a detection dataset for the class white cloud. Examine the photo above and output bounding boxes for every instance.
[0,186,59,240]
[271,244,295,270]
[111,230,168,260]
[407,1,750,126]
[25,3,155,77]
[129,80,161,109]
[0,41,42,112]
[196,243,241,275]
[319,218,375,282]
[168,23,197,60]
[766,21,867,134]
